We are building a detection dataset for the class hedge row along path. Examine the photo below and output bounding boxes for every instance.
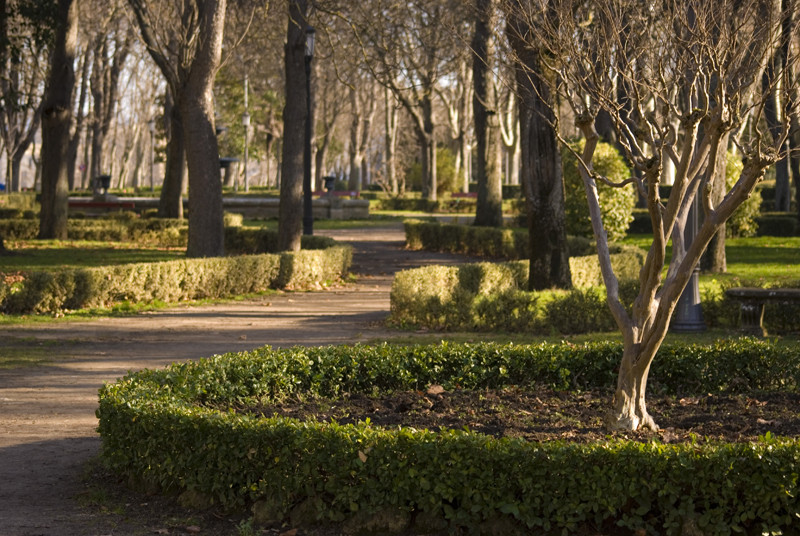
[0,224,481,536]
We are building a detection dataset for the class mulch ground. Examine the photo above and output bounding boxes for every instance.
[235,387,800,444]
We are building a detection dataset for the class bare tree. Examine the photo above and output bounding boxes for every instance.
[472,0,503,227]
[347,75,376,192]
[0,2,47,192]
[87,6,133,190]
[507,0,798,430]
[127,0,227,256]
[348,0,470,200]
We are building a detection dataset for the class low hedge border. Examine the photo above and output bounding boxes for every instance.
[402,220,645,288]
[1,245,352,315]
[389,261,642,334]
[97,340,800,535]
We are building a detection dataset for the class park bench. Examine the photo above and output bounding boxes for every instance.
[451,192,477,199]
[724,287,800,336]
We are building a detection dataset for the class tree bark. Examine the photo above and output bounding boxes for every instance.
[384,86,399,195]
[472,0,503,228]
[277,0,310,252]
[181,0,226,258]
[159,93,185,218]
[67,52,90,191]
[39,0,77,239]
[701,133,730,273]
[509,19,571,290]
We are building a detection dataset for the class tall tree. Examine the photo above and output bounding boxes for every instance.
[127,0,227,256]
[0,0,47,192]
[87,9,133,189]
[472,0,503,227]
[39,0,78,239]
[509,0,796,430]
[506,1,572,290]
[277,0,311,251]
[349,0,469,200]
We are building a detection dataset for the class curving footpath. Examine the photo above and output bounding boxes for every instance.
[0,224,478,536]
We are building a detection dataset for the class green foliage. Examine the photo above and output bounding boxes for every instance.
[725,153,762,238]
[562,140,636,241]
[1,246,352,315]
[404,220,529,259]
[389,258,644,334]
[405,146,458,197]
[98,339,800,535]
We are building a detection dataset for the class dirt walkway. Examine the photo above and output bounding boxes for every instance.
[0,225,478,535]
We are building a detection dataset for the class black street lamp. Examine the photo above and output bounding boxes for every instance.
[303,26,315,236]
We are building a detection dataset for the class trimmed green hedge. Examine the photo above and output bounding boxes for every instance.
[403,220,644,274]
[389,260,642,334]
[97,340,800,535]
[1,245,352,315]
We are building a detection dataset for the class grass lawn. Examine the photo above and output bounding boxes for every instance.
[622,234,800,286]
[0,239,185,273]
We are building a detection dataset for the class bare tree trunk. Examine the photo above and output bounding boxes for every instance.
[181,0,226,258]
[509,19,571,290]
[384,86,399,195]
[39,0,77,238]
[348,86,362,192]
[473,0,503,228]
[67,52,90,191]
[159,94,185,218]
[701,133,730,273]
[278,0,309,252]
[421,96,437,200]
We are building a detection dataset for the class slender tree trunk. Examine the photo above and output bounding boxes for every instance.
[472,0,503,228]
[278,0,309,251]
[159,94,185,218]
[67,52,90,191]
[39,0,77,239]
[421,95,437,200]
[791,118,800,223]
[8,151,23,193]
[701,133,730,273]
[384,86,398,195]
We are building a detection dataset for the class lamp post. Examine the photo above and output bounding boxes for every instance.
[303,26,315,236]
[671,194,706,332]
[147,119,155,192]
[242,74,250,193]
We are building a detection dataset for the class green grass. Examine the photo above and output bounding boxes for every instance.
[621,234,800,286]
[0,338,73,368]
[0,239,185,272]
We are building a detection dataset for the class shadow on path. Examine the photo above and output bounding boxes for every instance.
[0,225,481,535]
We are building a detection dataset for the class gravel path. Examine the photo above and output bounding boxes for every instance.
[0,225,478,535]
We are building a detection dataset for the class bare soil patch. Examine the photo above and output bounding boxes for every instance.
[236,387,800,444]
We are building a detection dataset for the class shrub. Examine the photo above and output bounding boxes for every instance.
[562,139,636,241]
[725,152,762,237]
[405,146,458,197]
[97,340,800,535]
[389,258,644,334]
[2,246,352,315]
